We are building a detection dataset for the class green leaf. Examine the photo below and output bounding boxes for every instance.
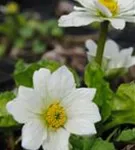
[32,40,46,54]
[13,38,25,49]
[14,59,26,74]
[0,92,17,127]
[91,138,115,150]
[70,136,115,150]
[85,62,104,88]
[112,83,135,124]
[14,60,80,88]
[117,129,135,142]
[19,26,34,38]
[0,24,11,36]
[102,83,135,132]
[14,60,60,87]
[70,136,97,150]
[84,62,113,121]
[44,20,63,37]
[51,27,63,37]
[34,21,49,35]
[70,135,83,150]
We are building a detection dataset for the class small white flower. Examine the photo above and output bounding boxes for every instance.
[6,66,101,150]
[58,0,135,29]
[86,39,135,73]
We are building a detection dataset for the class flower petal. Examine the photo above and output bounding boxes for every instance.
[66,101,101,123]
[120,47,133,56]
[85,39,97,56]
[118,0,134,8]
[17,86,43,113]
[62,88,100,128]
[108,54,126,69]
[104,40,119,58]
[48,66,75,100]
[42,128,70,150]
[6,99,36,123]
[58,11,98,27]
[120,47,135,68]
[109,18,126,30]
[85,39,97,62]
[33,68,51,99]
[127,57,135,68]
[22,120,47,150]
[65,118,97,135]
[108,47,134,69]
[62,88,96,107]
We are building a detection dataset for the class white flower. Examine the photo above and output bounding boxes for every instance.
[58,0,135,30]
[86,39,135,73]
[6,66,101,150]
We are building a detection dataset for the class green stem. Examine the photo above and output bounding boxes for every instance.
[95,21,109,66]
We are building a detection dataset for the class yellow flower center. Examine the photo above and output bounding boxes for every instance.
[98,0,119,16]
[45,103,67,130]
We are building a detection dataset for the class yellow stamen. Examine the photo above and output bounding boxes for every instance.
[45,103,67,130]
[98,0,119,16]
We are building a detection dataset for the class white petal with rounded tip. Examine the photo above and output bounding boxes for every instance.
[109,19,126,30]
[6,99,36,123]
[48,66,75,100]
[94,0,112,17]
[17,86,43,113]
[42,128,70,150]
[85,39,97,56]
[58,11,99,27]
[104,40,119,58]
[22,120,47,150]
[33,68,51,99]
[62,88,96,107]
[65,118,97,135]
